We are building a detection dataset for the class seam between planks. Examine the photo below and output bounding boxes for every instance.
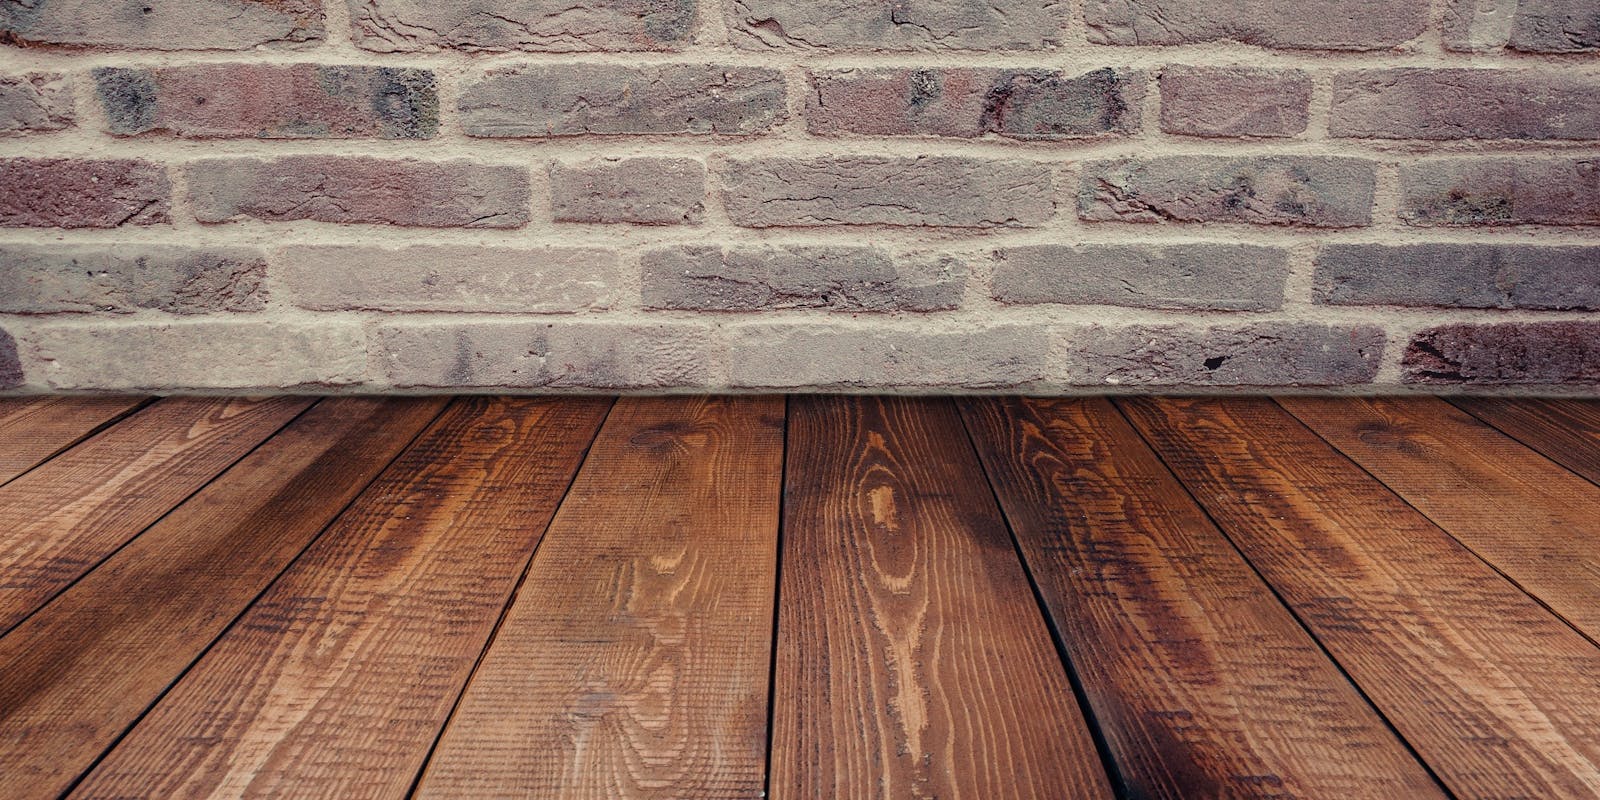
[760,394,791,800]
[1443,398,1600,496]
[0,397,158,491]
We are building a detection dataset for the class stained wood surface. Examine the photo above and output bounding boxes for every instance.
[1121,397,1600,799]
[70,397,612,800]
[1280,396,1600,643]
[1452,398,1600,486]
[772,396,1113,800]
[0,396,310,632]
[0,396,146,485]
[960,397,1443,799]
[0,397,446,800]
[417,396,785,800]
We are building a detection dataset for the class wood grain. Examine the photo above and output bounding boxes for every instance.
[416,396,785,800]
[1451,398,1600,486]
[0,396,311,632]
[1121,397,1600,799]
[1280,396,1600,643]
[70,397,611,800]
[772,396,1113,800]
[0,397,447,800]
[0,396,146,485]
[960,397,1443,799]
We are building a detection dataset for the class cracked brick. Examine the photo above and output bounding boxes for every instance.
[0,245,267,314]
[0,158,170,229]
[0,73,73,136]
[1079,156,1376,228]
[349,0,697,52]
[1064,323,1385,386]
[551,158,705,225]
[730,0,1066,51]
[1405,323,1600,385]
[642,245,967,311]
[1159,66,1310,138]
[994,244,1288,310]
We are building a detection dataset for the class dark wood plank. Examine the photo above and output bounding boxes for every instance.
[772,396,1113,800]
[1121,397,1600,799]
[70,397,611,800]
[0,396,147,485]
[960,397,1443,799]
[417,396,785,799]
[1451,397,1600,486]
[0,396,311,632]
[0,397,447,800]
[1280,396,1600,643]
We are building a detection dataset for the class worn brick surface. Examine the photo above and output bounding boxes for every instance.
[1063,323,1386,386]
[0,158,170,229]
[0,73,73,136]
[1084,0,1428,49]
[1405,323,1600,385]
[1401,158,1600,227]
[0,245,266,314]
[729,0,1066,51]
[95,64,438,139]
[0,0,323,50]
[0,328,20,389]
[1316,244,1600,309]
[188,157,529,228]
[993,244,1288,310]
[726,323,1050,388]
[25,321,365,390]
[376,321,716,388]
[1159,66,1311,138]
[642,245,967,311]
[280,245,620,312]
[1332,70,1600,141]
[1079,156,1376,228]
[551,158,705,224]
[461,64,786,137]
[348,0,698,52]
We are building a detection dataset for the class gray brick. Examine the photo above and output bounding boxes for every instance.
[375,321,717,389]
[726,322,1050,389]
[729,0,1066,51]
[1085,0,1427,49]
[1511,0,1600,52]
[279,245,620,312]
[1159,66,1310,138]
[994,244,1287,310]
[1315,244,1600,309]
[1332,69,1600,141]
[1405,323,1600,385]
[1063,323,1385,386]
[1400,158,1600,227]
[25,321,365,390]
[0,328,19,389]
[0,73,73,136]
[551,158,705,225]
[0,245,265,314]
[642,245,966,311]
[1080,156,1376,228]
[348,0,698,52]
[0,0,323,50]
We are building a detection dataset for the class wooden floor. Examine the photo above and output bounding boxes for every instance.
[2,396,1599,799]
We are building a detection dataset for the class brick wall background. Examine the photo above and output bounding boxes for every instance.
[0,0,1597,394]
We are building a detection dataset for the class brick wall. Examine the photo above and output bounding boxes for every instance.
[0,0,1597,394]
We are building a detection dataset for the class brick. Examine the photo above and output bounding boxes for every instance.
[460,64,786,138]
[1084,0,1427,49]
[1159,66,1310,138]
[728,0,1065,51]
[0,327,19,389]
[0,245,266,314]
[1404,323,1600,385]
[95,64,437,140]
[1400,158,1600,227]
[187,157,529,228]
[720,156,1054,228]
[642,245,966,312]
[551,158,705,225]
[0,158,170,229]
[25,321,365,390]
[348,0,697,52]
[807,67,1142,140]
[1511,0,1600,52]
[993,244,1287,311]
[1315,244,1600,310]
[725,322,1049,389]
[1063,323,1385,386]
[0,73,73,136]
[1331,69,1600,141]
[375,321,716,389]
[279,245,620,312]
[1079,156,1375,228]
[0,0,322,50]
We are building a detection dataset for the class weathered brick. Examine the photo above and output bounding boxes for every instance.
[375,321,716,389]
[1079,156,1375,228]
[1159,66,1310,138]
[725,322,1049,389]
[0,158,170,229]
[721,156,1054,228]
[279,245,620,312]
[807,67,1142,140]
[642,245,966,312]
[1332,69,1600,141]
[1404,323,1600,385]
[0,73,72,136]
[1400,158,1600,227]
[1451,0,1600,52]
[993,244,1288,311]
[0,0,323,50]
[0,245,266,314]
[25,321,365,390]
[95,64,437,140]
[188,157,529,228]
[1085,0,1427,49]
[729,0,1065,51]
[1063,323,1385,386]
[1315,244,1600,310]
[0,328,20,389]
[460,64,786,138]
[551,158,704,225]
[348,0,697,52]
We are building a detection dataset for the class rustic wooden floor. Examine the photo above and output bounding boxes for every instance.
[1,395,1598,799]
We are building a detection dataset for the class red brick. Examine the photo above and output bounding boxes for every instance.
[1404,323,1600,385]
[0,158,170,229]
[1159,66,1310,138]
[1332,69,1600,141]
[1401,158,1600,227]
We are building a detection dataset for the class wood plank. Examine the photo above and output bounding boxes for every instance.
[959,397,1443,799]
[70,397,611,800]
[0,396,147,485]
[416,396,785,799]
[1280,396,1600,642]
[1451,398,1600,486]
[0,397,447,800]
[772,396,1113,800]
[0,396,311,632]
[1120,397,1600,799]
